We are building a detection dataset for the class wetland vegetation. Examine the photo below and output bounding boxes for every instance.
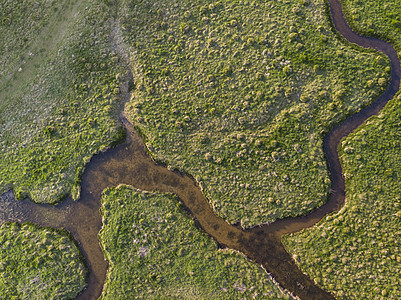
[1,0,401,298]
[99,185,291,299]
[0,222,86,299]
[121,0,388,226]
[0,0,125,204]
[283,0,401,298]
[341,0,401,51]
[283,95,401,299]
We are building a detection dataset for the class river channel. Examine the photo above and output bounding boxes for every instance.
[0,0,400,299]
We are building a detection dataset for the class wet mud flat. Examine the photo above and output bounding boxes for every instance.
[0,0,400,299]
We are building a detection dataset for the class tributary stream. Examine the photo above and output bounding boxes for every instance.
[0,0,400,299]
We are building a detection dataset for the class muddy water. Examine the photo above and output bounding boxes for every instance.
[0,0,400,299]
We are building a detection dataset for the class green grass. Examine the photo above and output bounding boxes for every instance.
[0,0,65,82]
[283,93,401,299]
[283,2,401,298]
[0,222,87,299]
[2,0,400,297]
[0,0,126,203]
[341,0,401,52]
[99,185,291,299]
[120,0,389,227]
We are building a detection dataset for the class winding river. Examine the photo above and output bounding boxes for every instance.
[0,0,400,299]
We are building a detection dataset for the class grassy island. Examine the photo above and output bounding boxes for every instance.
[99,185,291,299]
[0,222,87,299]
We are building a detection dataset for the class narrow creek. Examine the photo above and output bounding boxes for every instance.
[0,0,400,299]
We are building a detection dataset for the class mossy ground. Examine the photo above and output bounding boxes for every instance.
[283,94,401,299]
[1,0,400,298]
[0,0,126,203]
[0,0,125,296]
[341,0,401,51]
[99,185,291,299]
[0,222,87,299]
[283,1,401,298]
[120,0,388,226]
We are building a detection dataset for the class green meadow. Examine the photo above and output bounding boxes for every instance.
[0,222,86,299]
[284,0,401,298]
[121,0,388,227]
[1,0,400,298]
[99,185,291,299]
[0,0,125,204]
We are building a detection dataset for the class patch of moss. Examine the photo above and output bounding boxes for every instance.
[0,222,87,299]
[0,0,126,203]
[99,186,291,299]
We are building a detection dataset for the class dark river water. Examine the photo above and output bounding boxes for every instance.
[0,0,399,299]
